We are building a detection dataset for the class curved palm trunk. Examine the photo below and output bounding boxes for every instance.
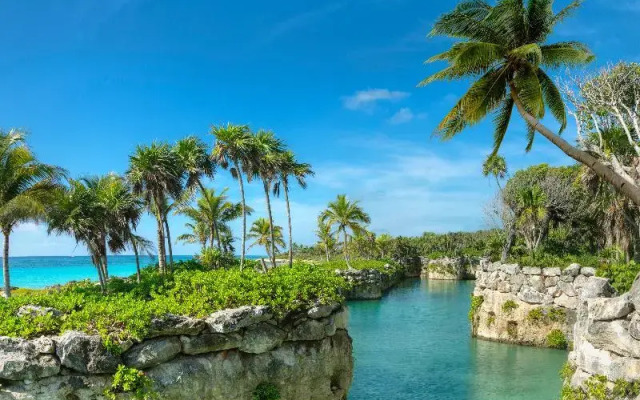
[132,239,141,284]
[510,88,640,206]
[283,181,293,267]
[234,161,248,270]
[101,236,109,281]
[164,218,174,271]
[262,179,277,269]
[154,205,167,274]
[325,243,329,262]
[2,231,10,298]
[212,221,223,252]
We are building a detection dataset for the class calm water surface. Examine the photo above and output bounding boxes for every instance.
[347,279,567,400]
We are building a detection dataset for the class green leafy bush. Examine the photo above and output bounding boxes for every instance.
[469,295,484,322]
[597,261,640,293]
[501,300,519,313]
[0,261,348,341]
[253,382,281,400]
[546,329,568,349]
[105,365,157,400]
[527,307,565,325]
[320,259,401,274]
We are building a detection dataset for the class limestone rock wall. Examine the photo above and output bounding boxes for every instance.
[565,277,640,398]
[336,264,406,300]
[421,257,481,280]
[0,305,352,400]
[472,261,614,347]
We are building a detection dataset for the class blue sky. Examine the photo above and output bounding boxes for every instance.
[1,0,639,256]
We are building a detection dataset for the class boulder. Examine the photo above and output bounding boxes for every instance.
[543,267,561,277]
[16,305,62,318]
[629,313,640,341]
[581,267,596,277]
[629,273,640,310]
[528,275,545,292]
[307,303,339,319]
[554,294,578,309]
[522,267,542,275]
[586,320,640,359]
[545,276,559,287]
[574,274,588,289]
[557,281,577,297]
[239,322,286,354]
[564,264,581,277]
[206,306,272,333]
[332,308,349,330]
[0,337,60,380]
[501,264,521,275]
[181,333,242,355]
[588,295,634,321]
[288,319,328,341]
[148,314,205,338]
[55,331,120,374]
[32,337,55,354]
[517,287,544,304]
[123,337,182,369]
[579,277,615,299]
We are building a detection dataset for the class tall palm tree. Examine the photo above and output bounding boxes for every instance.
[174,136,214,194]
[127,143,183,274]
[177,221,210,250]
[273,150,315,267]
[247,218,285,267]
[211,124,254,269]
[250,130,284,269]
[0,130,65,297]
[320,194,371,268]
[420,1,640,204]
[315,218,335,262]
[482,153,508,191]
[129,233,155,284]
[517,185,547,254]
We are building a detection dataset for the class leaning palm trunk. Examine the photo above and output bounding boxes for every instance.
[212,221,223,252]
[262,180,277,269]
[235,161,248,270]
[342,228,351,269]
[132,240,141,284]
[154,208,167,274]
[510,88,640,206]
[3,231,10,298]
[283,181,293,267]
[325,243,329,262]
[164,218,174,271]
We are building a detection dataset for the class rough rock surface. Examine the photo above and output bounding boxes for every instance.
[55,331,120,374]
[421,257,481,280]
[123,337,182,369]
[336,265,404,300]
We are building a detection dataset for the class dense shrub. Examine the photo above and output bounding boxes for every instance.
[546,329,568,350]
[597,261,640,293]
[104,365,157,400]
[469,295,484,322]
[319,259,401,274]
[253,382,281,400]
[501,300,519,313]
[389,237,421,270]
[0,261,348,342]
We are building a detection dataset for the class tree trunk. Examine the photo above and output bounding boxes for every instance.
[164,217,174,271]
[2,231,10,298]
[154,202,167,274]
[325,243,329,262]
[213,221,223,253]
[101,235,109,281]
[262,179,277,269]
[501,222,517,262]
[510,87,640,206]
[132,239,141,284]
[235,161,248,270]
[342,228,351,269]
[93,254,106,293]
[283,180,293,268]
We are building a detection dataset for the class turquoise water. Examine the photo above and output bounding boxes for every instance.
[347,279,567,400]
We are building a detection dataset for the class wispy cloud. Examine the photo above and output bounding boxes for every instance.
[342,89,410,112]
[388,107,427,124]
[264,3,344,43]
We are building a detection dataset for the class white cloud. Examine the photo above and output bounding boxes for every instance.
[342,89,410,111]
[388,108,427,124]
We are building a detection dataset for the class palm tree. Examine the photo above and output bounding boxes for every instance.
[0,130,65,297]
[482,153,508,191]
[420,1,640,204]
[320,194,371,268]
[129,233,155,284]
[177,221,210,250]
[248,218,285,267]
[517,185,547,254]
[211,124,254,269]
[315,218,336,262]
[174,136,214,194]
[250,130,285,269]
[273,150,315,267]
[127,143,183,274]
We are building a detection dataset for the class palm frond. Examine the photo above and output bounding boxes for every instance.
[537,69,567,132]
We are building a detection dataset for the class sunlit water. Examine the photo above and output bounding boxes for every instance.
[347,279,567,400]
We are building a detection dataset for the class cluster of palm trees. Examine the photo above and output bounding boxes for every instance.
[0,124,313,297]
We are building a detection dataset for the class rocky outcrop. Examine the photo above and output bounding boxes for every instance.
[421,257,481,280]
[336,264,405,300]
[563,276,640,399]
[0,305,353,400]
[472,261,614,348]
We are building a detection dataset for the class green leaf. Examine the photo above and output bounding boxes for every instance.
[537,69,567,132]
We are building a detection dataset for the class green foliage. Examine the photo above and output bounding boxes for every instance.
[253,382,281,400]
[508,253,601,269]
[320,259,401,275]
[198,248,235,269]
[501,300,519,314]
[527,308,544,323]
[409,230,502,259]
[105,365,157,400]
[486,313,496,327]
[469,295,484,322]
[613,379,640,398]
[0,261,348,341]
[389,237,421,271]
[560,362,576,381]
[506,322,517,338]
[597,261,640,293]
[546,329,568,350]
[527,307,565,325]
[561,375,640,400]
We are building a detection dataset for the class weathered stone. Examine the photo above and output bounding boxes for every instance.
[206,306,272,333]
[55,331,120,374]
[332,308,349,330]
[581,267,596,277]
[558,281,577,297]
[554,294,578,309]
[579,277,616,299]
[0,337,60,380]
[501,264,521,275]
[629,273,640,310]
[586,320,640,359]
[180,332,242,355]
[546,286,560,297]
[588,294,634,321]
[518,287,544,304]
[574,274,588,289]
[239,322,286,354]
[528,275,545,292]
[543,267,561,277]
[544,276,559,287]
[307,303,338,319]
[522,267,542,275]
[496,280,511,293]
[148,314,205,338]
[510,274,525,293]
[123,337,182,369]
[288,319,328,341]
[16,305,62,318]
[32,337,55,354]
[629,313,640,341]
[564,264,581,277]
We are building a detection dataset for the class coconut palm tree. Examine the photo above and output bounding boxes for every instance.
[273,150,314,267]
[0,130,65,297]
[211,124,254,269]
[482,153,508,191]
[320,194,371,268]
[420,1,640,204]
[250,130,285,269]
[315,218,336,262]
[129,233,155,284]
[517,185,547,254]
[247,218,285,267]
[177,221,210,250]
[174,136,214,194]
[127,143,183,274]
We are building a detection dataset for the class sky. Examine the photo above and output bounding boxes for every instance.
[1,0,639,257]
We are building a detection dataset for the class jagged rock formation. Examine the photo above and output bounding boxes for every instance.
[421,257,480,280]
[335,262,417,300]
[0,305,352,400]
[472,261,614,348]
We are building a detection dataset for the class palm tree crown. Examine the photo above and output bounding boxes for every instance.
[320,194,371,267]
[247,218,286,261]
